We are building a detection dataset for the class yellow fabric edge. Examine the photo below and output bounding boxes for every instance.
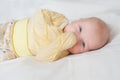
[11,19,33,57]
[11,20,19,57]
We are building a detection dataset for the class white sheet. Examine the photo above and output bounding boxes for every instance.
[0,0,120,80]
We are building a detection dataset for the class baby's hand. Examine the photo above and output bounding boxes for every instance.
[58,32,76,50]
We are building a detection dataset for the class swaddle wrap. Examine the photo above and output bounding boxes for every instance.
[12,9,76,61]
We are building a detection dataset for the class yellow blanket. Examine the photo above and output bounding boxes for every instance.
[12,9,76,62]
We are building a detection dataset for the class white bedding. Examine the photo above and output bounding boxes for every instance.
[0,0,120,80]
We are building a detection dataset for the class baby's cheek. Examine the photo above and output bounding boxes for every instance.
[68,44,81,54]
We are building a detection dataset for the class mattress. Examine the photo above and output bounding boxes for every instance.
[0,0,120,80]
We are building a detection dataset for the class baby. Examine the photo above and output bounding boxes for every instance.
[64,17,110,54]
[0,9,110,62]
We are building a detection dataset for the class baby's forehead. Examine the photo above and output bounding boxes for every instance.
[72,18,106,31]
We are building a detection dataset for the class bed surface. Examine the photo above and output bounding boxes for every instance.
[0,0,120,80]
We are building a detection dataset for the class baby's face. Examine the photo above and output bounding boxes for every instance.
[64,17,109,54]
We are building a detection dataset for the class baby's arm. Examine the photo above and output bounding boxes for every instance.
[36,32,76,62]
[41,9,68,27]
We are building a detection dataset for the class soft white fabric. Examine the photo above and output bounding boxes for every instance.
[0,0,120,80]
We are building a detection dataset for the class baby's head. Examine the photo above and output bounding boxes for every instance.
[64,17,110,54]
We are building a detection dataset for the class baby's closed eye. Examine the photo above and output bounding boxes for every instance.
[82,41,85,48]
[79,26,82,32]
